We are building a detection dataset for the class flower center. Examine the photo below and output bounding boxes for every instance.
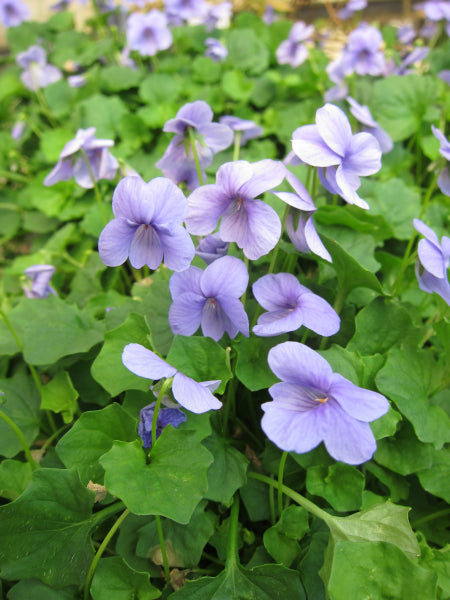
[315,396,328,404]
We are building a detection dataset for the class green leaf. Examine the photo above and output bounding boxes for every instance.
[0,468,96,588]
[376,347,450,448]
[136,278,174,354]
[21,295,104,365]
[320,235,384,298]
[221,71,254,102]
[202,432,248,504]
[91,313,153,396]
[56,403,138,485]
[99,66,142,91]
[375,423,433,475]
[326,501,420,560]
[372,75,439,141]
[226,28,270,75]
[43,80,76,118]
[263,506,309,566]
[136,501,215,568]
[168,562,306,599]
[364,462,410,502]
[7,579,78,600]
[315,204,392,243]
[41,370,78,424]
[416,447,450,503]
[167,336,232,395]
[0,459,33,501]
[78,94,127,138]
[0,370,41,459]
[90,556,160,600]
[235,335,288,391]
[239,477,271,522]
[327,541,437,599]
[40,128,74,163]
[347,297,418,355]
[100,429,213,523]
[306,463,364,512]
[192,56,222,83]
[139,73,183,104]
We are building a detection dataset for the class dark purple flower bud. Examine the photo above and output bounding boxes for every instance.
[195,233,229,264]
[138,401,187,448]
[0,0,29,27]
[23,265,57,299]
[413,218,450,305]
[123,343,222,414]
[98,176,195,271]
[44,127,119,189]
[126,10,172,56]
[262,342,389,464]
[16,45,62,91]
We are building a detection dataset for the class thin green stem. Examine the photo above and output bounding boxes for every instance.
[0,170,29,183]
[233,132,241,161]
[0,409,38,470]
[226,496,240,568]
[84,507,130,600]
[277,451,288,518]
[151,378,173,449]
[79,148,108,225]
[155,514,171,581]
[268,475,276,525]
[411,507,450,528]
[249,471,332,525]
[222,373,237,436]
[187,126,205,187]
[40,423,70,453]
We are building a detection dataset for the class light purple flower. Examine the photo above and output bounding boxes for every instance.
[276,21,314,68]
[262,5,277,24]
[164,0,209,23]
[185,159,287,260]
[98,176,195,271]
[126,10,172,56]
[292,103,382,209]
[169,255,249,341]
[23,265,57,299]
[11,121,26,141]
[273,171,332,262]
[203,1,231,30]
[122,343,222,414]
[416,0,450,32]
[204,37,228,62]
[413,218,450,305]
[252,273,340,337]
[346,24,386,76]
[438,69,450,85]
[51,0,71,10]
[347,96,393,153]
[67,74,86,88]
[156,101,233,190]
[338,0,367,19]
[397,24,416,44]
[386,46,430,76]
[138,401,187,448]
[195,233,229,264]
[432,125,450,196]
[16,46,62,91]
[219,115,263,146]
[0,0,29,26]
[261,342,390,464]
[44,127,119,189]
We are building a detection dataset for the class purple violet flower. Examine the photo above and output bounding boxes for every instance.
[23,265,57,299]
[98,176,195,271]
[204,37,228,62]
[11,121,26,141]
[262,341,390,464]
[262,5,277,24]
[252,273,340,337]
[16,46,62,91]
[273,171,332,262]
[203,1,232,30]
[67,74,87,88]
[219,116,263,146]
[169,255,249,341]
[0,0,29,26]
[413,218,450,305]
[126,10,172,56]
[195,233,229,264]
[291,103,382,209]
[432,125,450,196]
[344,23,386,76]
[415,0,450,34]
[397,24,416,44]
[337,0,367,19]
[185,159,287,260]
[347,96,393,153]
[276,21,314,68]
[164,0,209,23]
[138,401,187,448]
[122,343,222,413]
[44,127,119,189]
[156,101,233,190]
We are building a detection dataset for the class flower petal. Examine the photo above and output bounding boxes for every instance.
[172,372,222,413]
[292,125,342,167]
[200,298,236,341]
[330,373,390,421]
[186,185,230,235]
[129,224,163,269]
[216,295,249,337]
[98,219,136,267]
[200,255,248,298]
[148,177,188,226]
[158,226,195,272]
[253,308,304,336]
[268,341,332,390]
[216,161,254,197]
[345,132,381,176]
[252,273,301,311]
[316,103,353,156]
[122,343,177,380]
[169,266,203,298]
[168,292,205,336]
[112,176,154,224]
[238,159,286,199]
[297,291,341,336]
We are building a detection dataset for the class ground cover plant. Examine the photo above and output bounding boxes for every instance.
[0,0,449,598]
